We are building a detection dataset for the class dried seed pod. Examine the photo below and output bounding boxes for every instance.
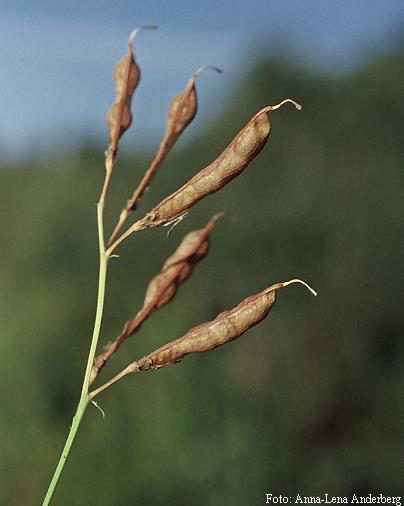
[147,99,302,226]
[90,214,221,384]
[163,66,223,152]
[136,279,315,371]
[106,25,157,152]
[107,99,301,254]
[107,66,222,246]
[89,279,316,398]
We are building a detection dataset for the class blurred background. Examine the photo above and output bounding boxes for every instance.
[1,1,403,504]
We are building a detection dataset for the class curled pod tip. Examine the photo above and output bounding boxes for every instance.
[242,99,302,132]
[264,98,302,113]
[269,278,317,297]
[128,24,158,45]
[190,64,223,83]
[281,278,317,296]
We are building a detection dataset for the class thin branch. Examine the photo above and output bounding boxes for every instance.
[90,363,139,399]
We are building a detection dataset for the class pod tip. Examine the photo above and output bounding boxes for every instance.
[282,278,317,297]
[193,65,223,79]
[128,25,158,44]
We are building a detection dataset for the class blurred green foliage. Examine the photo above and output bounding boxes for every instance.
[1,50,404,505]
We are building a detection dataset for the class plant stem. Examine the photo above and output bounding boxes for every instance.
[42,202,108,506]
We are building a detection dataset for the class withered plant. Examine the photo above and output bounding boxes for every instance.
[42,26,316,505]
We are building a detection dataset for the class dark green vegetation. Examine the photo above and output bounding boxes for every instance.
[1,50,403,504]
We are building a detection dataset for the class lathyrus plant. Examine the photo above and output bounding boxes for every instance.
[42,26,316,505]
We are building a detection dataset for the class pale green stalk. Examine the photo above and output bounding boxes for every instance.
[42,201,109,505]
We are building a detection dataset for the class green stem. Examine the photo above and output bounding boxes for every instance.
[42,202,108,506]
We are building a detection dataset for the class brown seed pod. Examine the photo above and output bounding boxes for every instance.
[161,66,223,153]
[89,279,316,398]
[136,279,315,371]
[148,99,302,226]
[90,214,221,385]
[106,25,157,152]
[107,65,222,246]
[107,99,301,254]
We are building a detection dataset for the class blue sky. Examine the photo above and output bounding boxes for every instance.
[1,0,403,158]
